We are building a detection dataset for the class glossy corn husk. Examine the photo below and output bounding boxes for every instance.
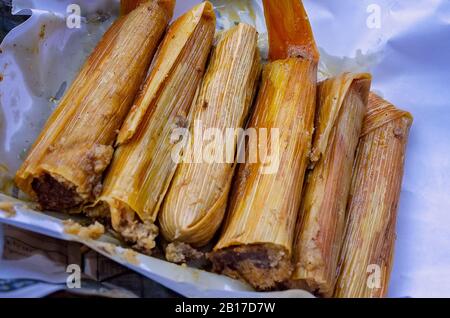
[263,0,318,61]
[14,0,174,211]
[93,2,215,253]
[290,73,371,297]
[121,0,147,15]
[334,93,413,298]
[210,0,319,290]
[159,23,260,248]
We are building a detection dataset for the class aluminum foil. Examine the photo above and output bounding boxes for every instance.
[1,0,450,298]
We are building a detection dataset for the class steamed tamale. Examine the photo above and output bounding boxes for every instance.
[263,0,318,61]
[92,2,216,253]
[210,0,318,290]
[159,23,260,248]
[289,73,371,297]
[334,93,413,298]
[121,0,147,15]
[14,0,174,211]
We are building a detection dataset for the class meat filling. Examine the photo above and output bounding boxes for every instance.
[165,242,204,264]
[210,244,293,290]
[32,173,83,210]
[118,220,159,255]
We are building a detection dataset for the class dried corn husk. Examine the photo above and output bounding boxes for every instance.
[14,0,174,211]
[92,2,216,253]
[121,0,147,15]
[159,23,260,248]
[210,0,319,290]
[334,93,413,298]
[290,73,371,297]
[263,0,319,61]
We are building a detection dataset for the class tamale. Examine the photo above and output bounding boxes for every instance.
[334,93,413,298]
[121,0,147,15]
[289,73,371,297]
[210,0,318,290]
[92,2,216,253]
[14,0,174,211]
[263,0,318,61]
[159,23,261,248]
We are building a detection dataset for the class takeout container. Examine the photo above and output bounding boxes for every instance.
[1,0,449,298]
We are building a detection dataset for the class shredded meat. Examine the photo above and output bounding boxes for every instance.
[80,144,114,176]
[32,174,83,210]
[80,144,114,199]
[210,244,293,290]
[32,144,113,211]
[119,220,159,255]
[165,242,204,264]
[85,201,112,219]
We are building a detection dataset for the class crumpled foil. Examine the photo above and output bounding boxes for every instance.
[1,0,450,298]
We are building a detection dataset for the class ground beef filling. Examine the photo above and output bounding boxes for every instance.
[165,242,204,264]
[31,173,83,210]
[118,220,159,255]
[210,244,293,290]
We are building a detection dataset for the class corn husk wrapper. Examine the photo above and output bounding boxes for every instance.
[14,0,174,211]
[93,2,216,253]
[210,0,319,291]
[211,57,317,290]
[120,0,148,15]
[159,23,261,248]
[290,73,371,297]
[263,0,319,62]
[334,93,413,298]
